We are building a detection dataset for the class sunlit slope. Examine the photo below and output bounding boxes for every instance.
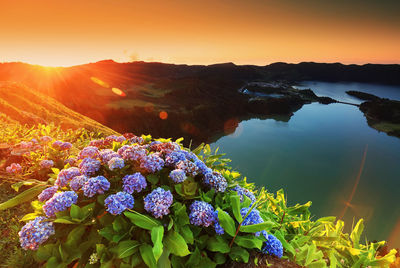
[0,81,116,135]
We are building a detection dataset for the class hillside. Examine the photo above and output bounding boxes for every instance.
[0,81,116,135]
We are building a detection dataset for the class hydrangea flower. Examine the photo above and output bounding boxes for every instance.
[164,151,186,167]
[99,149,119,163]
[79,158,101,176]
[140,154,165,173]
[38,186,58,202]
[78,146,99,159]
[59,142,72,151]
[40,136,53,143]
[194,160,211,175]
[117,145,130,156]
[182,151,198,161]
[43,191,78,217]
[89,139,104,147]
[52,140,63,148]
[213,210,225,235]
[69,175,88,191]
[149,141,162,151]
[153,142,181,155]
[232,185,256,204]
[122,173,147,194]
[64,157,77,166]
[169,169,187,183]
[176,159,198,177]
[40,160,54,169]
[189,201,214,227]
[6,163,22,174]
[144,188,173,218]
[122,146,147,162]
[262,234,283,258]
[108,157,125,170]
[240,207,264,226]
[19,216,55,250]
[203,171,228,192]
[55,167,80,187]
[82,176,110,197]
[105,192,134,215]
[104,135,125,144]
[20,141,33,149]
[129,135,144,144]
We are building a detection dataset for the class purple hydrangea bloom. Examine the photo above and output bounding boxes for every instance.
[99,149,119,163]
[117,145,130,156]
[164,151,186,167]
[69,175,88,191]
[176,159,198,177]
[43,191,78,217]
[89,139,104,147]
[182,151,198,161]
[232,186,256,204]
[122,146,147,162]
[129,136,144,144]
[78,146,99,159]
[262,234,283,258]
[59,142,72,151]
[154,142,181,155]
[40,160,54,169]
[19,216,55,250]
[38,186,58,202]
[79,158,101,176]
[149,141,162,151]
[189,201,214,227]
[55,167,80,187]
[20,141,33,149]
[105,135,119,143]
[108,157,125,170]
[122,173,147,194]
[82,176,110,197]
[6,163,22,174]
[144,188,173,218]
[64,157,77,166]
[203,171,227,192]
[213,210,225,235]
[52,140,63,148]
[105,192,134,215]
[140,154,165,173]
[115,136,126,143]
[40,136,53,143]
[169,169,187,183]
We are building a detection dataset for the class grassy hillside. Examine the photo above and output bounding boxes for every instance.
[0,81,117,136]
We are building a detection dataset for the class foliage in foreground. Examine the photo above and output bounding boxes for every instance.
[0,122,398,268]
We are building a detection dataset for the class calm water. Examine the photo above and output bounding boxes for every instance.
[213,82,400,247]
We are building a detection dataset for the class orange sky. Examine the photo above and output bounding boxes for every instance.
[0,0,399,66]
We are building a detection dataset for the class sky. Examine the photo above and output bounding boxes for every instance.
[0,0,399,66]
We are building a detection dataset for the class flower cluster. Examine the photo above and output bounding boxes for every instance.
[79,158,101,176]
[99,149,119,163]
[189,201,215,227]
[55,167,80,187]
[121,146,147,162]
[82,176,110,197]
[213,210,225,235]
[52,140,72,150]
[169,169,187,183]
[69,175,88,191]
[140,154,165,173]
[40,136,52,143]
[43,191,78,217]
[40,160,54,169]
[262,234,283,258]
[176,159,198,177]
[233,185,256,203]
[108,157,125,170]
[165,151,186,167]
[38,186,58,202]
[19,217,55,250]
[6,163,22,174]
[122,173,147,194]
[78,146,99,159]
[144,187,173,218]
[203,171,228,192]
[105,192,134,215]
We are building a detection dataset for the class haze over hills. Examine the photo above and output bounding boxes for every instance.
[0,60,399,144]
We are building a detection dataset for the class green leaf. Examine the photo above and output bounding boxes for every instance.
[151,226,164,261]
[111,240,140,259]
[20,212,40,222]
[274,231,295,256]
[164,231,190,257]
[207,236,230,253]
[36,244,55,261]
[70,204,83,220]
[230,194,242,222]
[147,174,160,185]
[239,221,276,233]
[350,219,364,249]
[157,248,171,268]
[65,225,85,248]
[234,235,263,249]
[124,211,161,230]
[229,246,249,263]
[216,208,236,236]
[179,225,194,244]
[0,185,47,210]
[140,244,157,268]
[53,218,78,224]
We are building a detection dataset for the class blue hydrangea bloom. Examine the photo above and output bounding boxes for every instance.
[64,157,77,166]
[232,185,256,204]
[38,186,58,202]
[203,171,228,192]
[164,151,186,167]
[19,216,55,250]
[240,207,265,236]
[79,158,101,176]
[144,188,173,218]
[182,151,198,161]
[122,146,147,162]
[262,234,283,258]
[108,157,125,170]
[194,160,211,175]
[40,160,54,169]
[213,210,225,235]
[43,191,78,217]
[169,169,187,183]
[105,192,134,215]
[78,146,99,159]
[99,149,119,163]
[122,173,147,194]
[69,175,88,191]
[82,176,110,197]
[189,201,214,227]
[128,135,144,144]
[176,159,198,177]
[140,154,165,173]
[55,167,80,187]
